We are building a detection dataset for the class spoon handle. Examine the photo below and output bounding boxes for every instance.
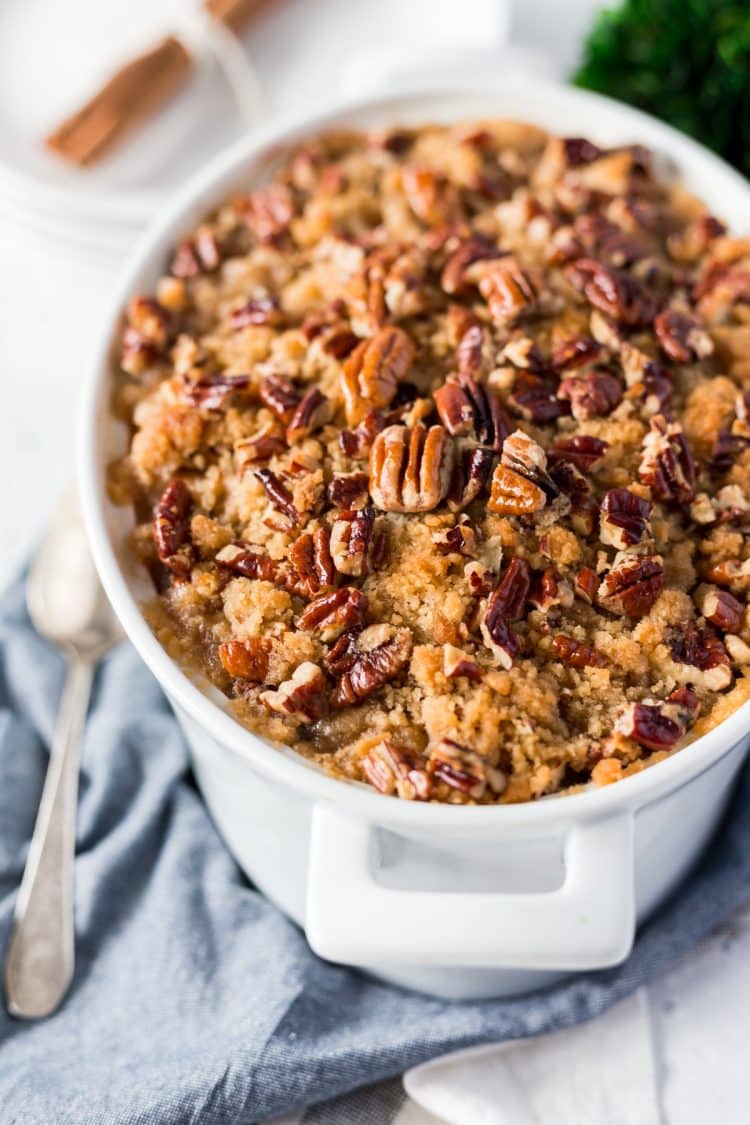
[4,656,93,1019]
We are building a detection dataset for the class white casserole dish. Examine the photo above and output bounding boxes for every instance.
[79,77,750,1001]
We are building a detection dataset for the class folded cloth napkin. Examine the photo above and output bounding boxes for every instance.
[2,571,750,1125]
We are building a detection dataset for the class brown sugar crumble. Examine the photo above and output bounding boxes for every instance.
[108,119,750,804]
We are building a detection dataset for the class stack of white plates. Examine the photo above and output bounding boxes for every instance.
[0,0,252,265]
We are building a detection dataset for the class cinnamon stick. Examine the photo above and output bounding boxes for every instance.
[45,0,267,167]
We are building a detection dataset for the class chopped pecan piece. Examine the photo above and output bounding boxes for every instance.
[654,309,713,363]
[557,369,622,420]
[329,508,375,577]
[638,415,696,503]
[183,372,251,410]
[441,235,502,294]
[329,624,413,707]
[479,257,539,324]
[298,587,368,641]
[234,424,286,468]
[457,322,485,378]
[615,700,684,751]
[548,434,609,470]
[551,635,606,668]
[551,336,602,371]
[153,479,194,577]
[696,586,744,633]
[170,228,221,278]
[465,560,496,599]
[575,566,599,604]
[259,374,301,423]
[362,740,431,800]
[427,739,506,799]
[480,558,530,668]
[341,326,415,425]
[121,297,173,373]
[339,411,386,460]
[401,166,462,226]
[432,519,477,557]
[499,429,560,505]
[216,542,282,584]
[286,388,332,444]
[704,558,750,589]
[529,567,574,613]
[254,468,299,524]
[565,257,656,326]
[434,375,510,451]
[488,465,546,516]
[448,446,495,511]
[668,625,732,691]
[244,183,294,242]
[549,460,596,536]
[230,296,282,328]
[218,638,271,681]
[508,371,570,424]
[290,527,336,596]
[443,643,483,681]
[369,424,454,512]
[597,554,664,618]
[260,662,329,721]
[327,472,370,509]
[599,489,653,550]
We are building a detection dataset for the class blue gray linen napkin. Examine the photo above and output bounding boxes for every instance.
[2,570,750,1125]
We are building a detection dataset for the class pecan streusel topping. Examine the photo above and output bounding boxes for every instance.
[109,120,750,803]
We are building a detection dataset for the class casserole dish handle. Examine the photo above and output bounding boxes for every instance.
[305,805,635,970]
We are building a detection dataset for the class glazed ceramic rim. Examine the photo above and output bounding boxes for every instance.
[80,75,750,830]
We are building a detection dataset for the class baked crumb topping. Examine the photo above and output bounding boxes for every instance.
[109,119,750,804]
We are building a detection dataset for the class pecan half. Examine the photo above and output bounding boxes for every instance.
[566,257,656,326]
[548,434,609,470]
[254,468,299,524]
[654,309,713,363]
[599,489,653,550]
[286,388,332,444]
[427,739,506,799]
[638,415,696,503]
[329,624,413,707]
[597,554,664,618]
[329,508,375,576]
[341,326,415,425]
[369,424,454,512]
[434,375,510,451]
[259,374,301,423]
[443,643,483,681]
[557,368,622,420]
[260,662,329,721]
[551,634,606,668]
[298,586,368,641]
[218,638,271,681]
[289,527,336,596]
[362,740,432,800]
[695,586,744,633]
[668,624,732,690]
[153,479,194,576]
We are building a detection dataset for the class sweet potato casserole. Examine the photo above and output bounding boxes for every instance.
[109,119,750,804]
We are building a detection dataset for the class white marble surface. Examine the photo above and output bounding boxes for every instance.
[2,2,749,1122]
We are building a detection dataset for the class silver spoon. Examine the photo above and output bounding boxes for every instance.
[4,489,122,1019]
